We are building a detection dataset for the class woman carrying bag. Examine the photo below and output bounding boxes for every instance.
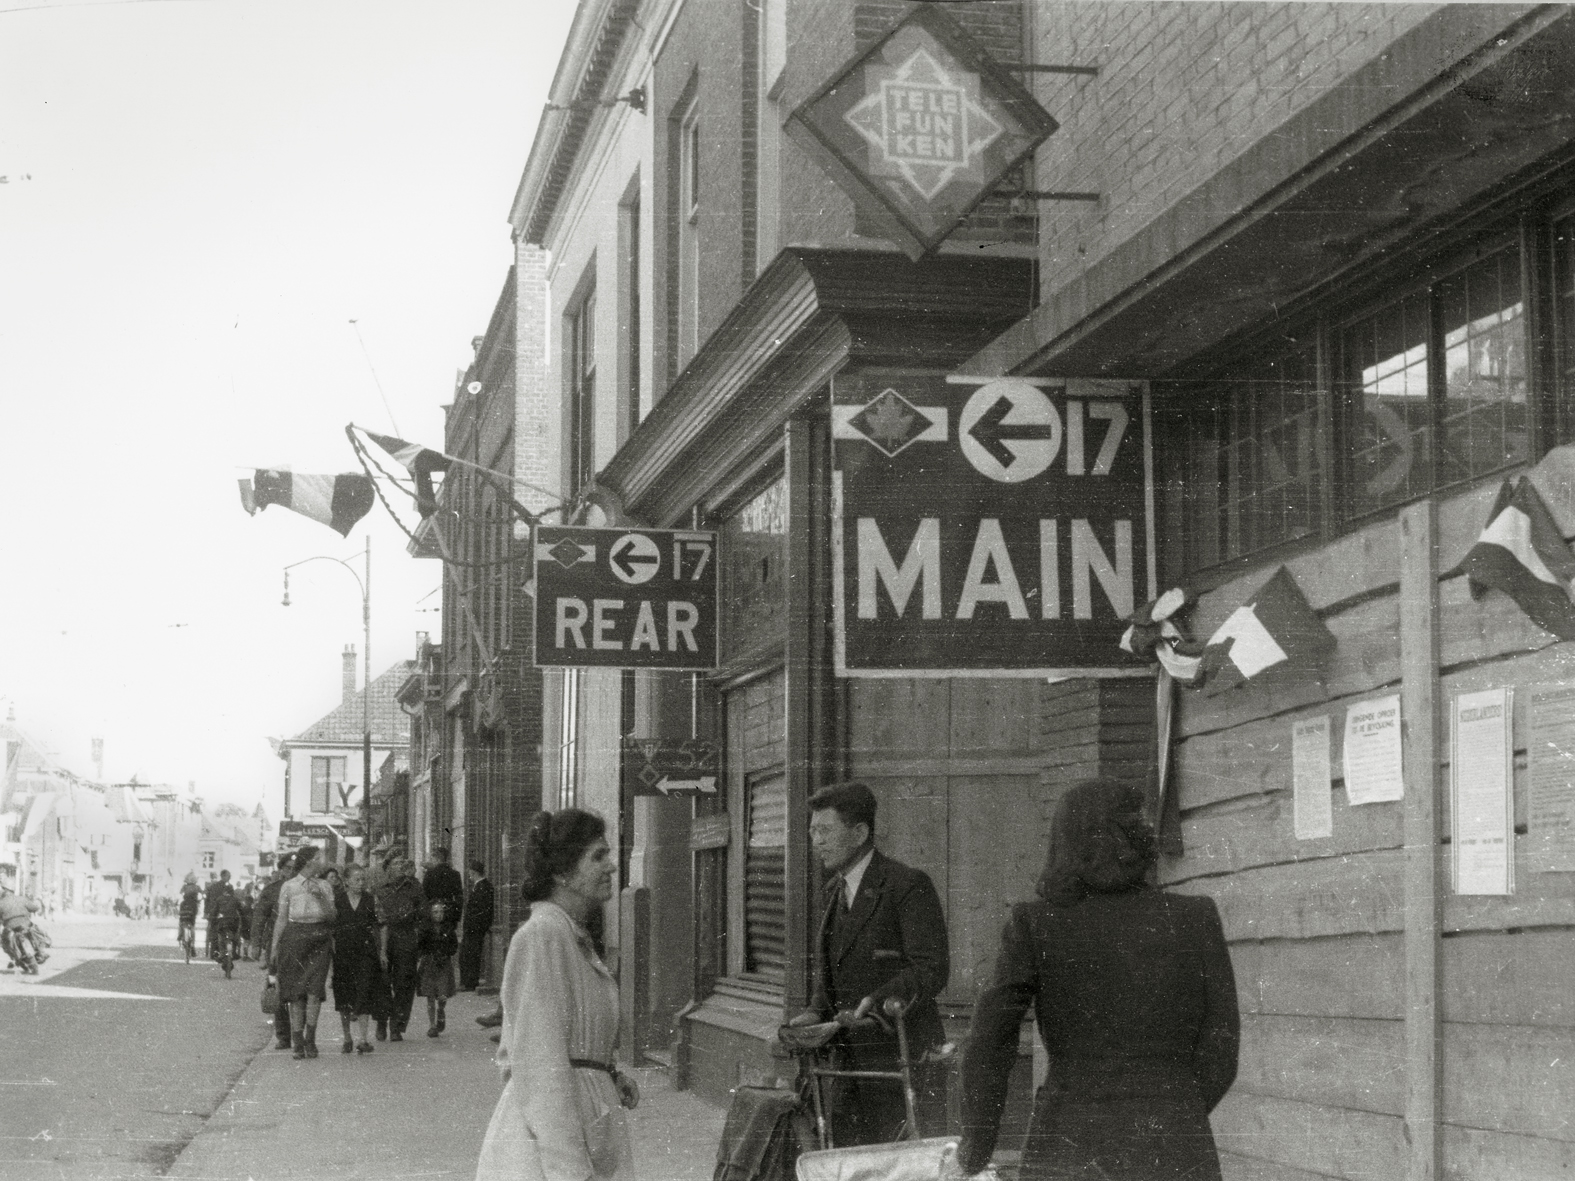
[475,809,639,1181]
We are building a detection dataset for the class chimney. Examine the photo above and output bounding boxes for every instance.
[342,645,358,704]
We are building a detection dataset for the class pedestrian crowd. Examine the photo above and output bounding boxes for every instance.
[252,844,493,1059]
[108,777,1237,1181]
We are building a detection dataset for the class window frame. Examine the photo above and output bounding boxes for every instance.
[1169,223,1549,583]
[566,281,597,496]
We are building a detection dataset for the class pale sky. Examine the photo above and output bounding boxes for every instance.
[0,0,577,822]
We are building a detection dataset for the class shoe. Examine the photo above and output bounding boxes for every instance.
[356,1042,373,1054]
[292,1032,305,1060]
[426,1025,439,1038]
[489,1031,500,1044]
[476,1011,502,1028]
[390,1029,403,1042]
[304,1028,319,1059]
[342,1039,354,1054]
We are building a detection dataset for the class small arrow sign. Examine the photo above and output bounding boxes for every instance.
[609,533,661,584]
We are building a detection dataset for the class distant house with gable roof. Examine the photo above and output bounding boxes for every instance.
[276,646,413,863]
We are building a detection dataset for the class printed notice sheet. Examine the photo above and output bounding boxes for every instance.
[1528,683,1575,873]
[1292,715,1333,840]
[1451,686,1514,896]
[1343,695,1403,804]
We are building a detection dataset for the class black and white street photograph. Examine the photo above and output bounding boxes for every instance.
[3,1,1575,1179]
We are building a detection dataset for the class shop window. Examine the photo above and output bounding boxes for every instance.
[1340,245,1529,518]
[720,476,788,664]
[310,756,345,813]
[1556,216,1575,444]
[1439,249,1530,483]
[1172,344,1324,568]
[1173,239,1534,575]
[558,668,581,809]
[743,771,787,983]
[1343,291,1433,515]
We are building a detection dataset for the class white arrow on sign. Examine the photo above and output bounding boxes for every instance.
[656,776,717,795]
[958,378,1062,483]
[609,533,661,585]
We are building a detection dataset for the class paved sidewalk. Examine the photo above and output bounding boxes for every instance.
[165,986,728,1181]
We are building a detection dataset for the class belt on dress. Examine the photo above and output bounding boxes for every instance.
[568,1058,617,1076]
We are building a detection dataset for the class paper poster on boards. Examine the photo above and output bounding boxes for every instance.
[1451,686,1514,896]
[1528,683,1575,873]
[1343,695,1403,805]
[1292,715,1333,840]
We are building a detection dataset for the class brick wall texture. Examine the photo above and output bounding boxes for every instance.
[513,242,554,513]
[1032,2,1438,291]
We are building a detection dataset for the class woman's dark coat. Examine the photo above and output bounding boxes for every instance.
[330,887,387,1017]
[959,889,1239,1180]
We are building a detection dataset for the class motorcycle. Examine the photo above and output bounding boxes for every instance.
[2,917,48,974]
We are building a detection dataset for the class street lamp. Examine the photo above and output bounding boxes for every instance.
[281,536,373,854]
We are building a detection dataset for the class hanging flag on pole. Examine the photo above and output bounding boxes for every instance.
[1198,566,1334,696]
[1446,476,1575,640]
[364,431,452,515]
[239,470,374,538]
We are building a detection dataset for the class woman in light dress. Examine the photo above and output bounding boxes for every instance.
[475,809,640,1181]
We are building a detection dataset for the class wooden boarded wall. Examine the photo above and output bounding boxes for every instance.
[1164,479,1575,1181]
[846,674,1154,1146]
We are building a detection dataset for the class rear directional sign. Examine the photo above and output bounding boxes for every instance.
[533,525,718,670]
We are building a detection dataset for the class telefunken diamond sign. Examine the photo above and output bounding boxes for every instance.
[533,525,718,671]
[786,6,1058,260]
[832,372,1156,677]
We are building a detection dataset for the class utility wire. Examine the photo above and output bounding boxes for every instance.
[349,320,401,437]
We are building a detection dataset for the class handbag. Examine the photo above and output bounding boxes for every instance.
[260,977,279,1014]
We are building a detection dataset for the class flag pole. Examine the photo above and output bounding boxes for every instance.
[363,534,373,858]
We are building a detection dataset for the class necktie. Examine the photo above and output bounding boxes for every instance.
[840,875,852,913]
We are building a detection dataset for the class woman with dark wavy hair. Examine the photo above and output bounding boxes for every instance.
[946,779,1239,1181]
[475,809,640,1181]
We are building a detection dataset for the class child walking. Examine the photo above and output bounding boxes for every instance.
[417,900,458,1036]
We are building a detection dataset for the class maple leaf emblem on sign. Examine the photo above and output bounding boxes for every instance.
[849,388,930,457]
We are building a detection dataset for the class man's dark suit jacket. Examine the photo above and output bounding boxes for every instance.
[461,877,494,937]
[811,848,949,1063]
[422,863,465,916]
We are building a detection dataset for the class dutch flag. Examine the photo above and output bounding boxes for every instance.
[1447,476,1575,640]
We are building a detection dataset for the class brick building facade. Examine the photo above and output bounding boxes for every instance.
[435,2,1575,1176]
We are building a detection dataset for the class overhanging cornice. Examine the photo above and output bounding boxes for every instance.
[967,4,1574,380]
[509,0,641,245]
[601,247,1032,525]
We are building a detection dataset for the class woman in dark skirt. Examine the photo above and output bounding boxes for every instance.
[948,779,1240,1181]
[332,863,386,1054]
[270,850,336,1060]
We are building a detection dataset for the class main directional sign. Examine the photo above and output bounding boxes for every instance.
[533,526,718,671]
[832,371,1155,677]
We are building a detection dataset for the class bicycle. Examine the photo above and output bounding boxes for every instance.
[178,919,196,964]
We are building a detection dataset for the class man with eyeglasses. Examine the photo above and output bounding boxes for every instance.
[789,781,950,1147]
